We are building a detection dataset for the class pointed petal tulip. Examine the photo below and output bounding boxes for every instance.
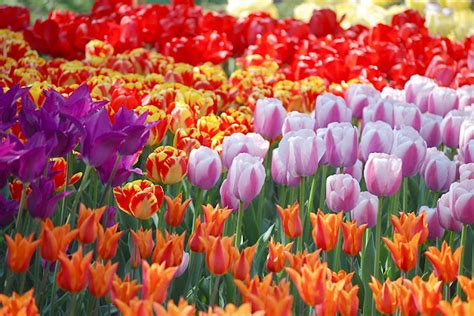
[341,221,367,256]
[0,289,39,316]
[39,219,78,262]
[310,210,343,251]
[393,279,417,316]
[111,275,142,304]
[202,204,232,237]
[438,296,474,316]
[276,202,302,239]
[154,298,195,316]
[266,239,293,273]
[232,244,257,281]
[152,231,185,268]
[383,233,421,272]
[88,261,118,297]
[391,212,428,244]
[141,261,178,303]
[337,285,359,316]
[146,146,188,185]
[114,180,164,220]
[114,298,157,316]
[57,247,93,292]
[201,235,234,275]
[369,277,398,315]
[76,204,106,244]
[164,194,191,227]
[97,224,123,260]
[27,176,71,219]
[188,218,208,253]
[5,233,39,273]
[425,241,462,283]
[404,274,443,315]
[286,262,327,307]
[130,227,154,268]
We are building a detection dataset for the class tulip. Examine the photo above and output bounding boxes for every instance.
[383,233,420,272]
[187,146,222,190]
[276,202,302,239]
[326,174,360,212]
[114,298,156,316]
[96,152,143,187]
[391,127,427,177]
[226,153,265,204]
[425,241,462,284]
[437,192,463,232]
[76,204,106,244]
[39,219,78,262]
[154,298,195,316]
[57,247,93,292]
[449,180,474,225]
[97,224,123,260]
[219,178,242,211]
[111,275,142,304]
[310,210,342,251]
[393,279,417,316]
[285,250,321,273]
[253,98,286,139]
[460,119,474,156]
[325,122,358,168]
[200,235,234,275]
[440,110,469,148]
[164,193,191,227]
[391,212,429,244]
[351,191,378,228]
[420,113,442,147]
[421,148,456,192]
[27,176,71,219]
[362,98,395,128]
[381,86,405,102]
[232,244,257,281]
[136,106,169,146]
[344,84,381,119]
[341,220,367,256]
[457,275,474,300]
[49,157,82,191]
[88,261,118,297]
[113,180,164,220]
[359,121,394,162]
[438,297,474,315]
[169,102,195,133]
[337,285,360,316]
[5,233,39,273]
[364,153,403,196]
[130,227,154,269]
[419,206,445,241]
[316,127,328,165]
[266,239,293,273]
[427,86,459,117]
[203,303,254,316]
[342,159,363,182]
[202,204,232,237]
[463,140,474,164]
[313,93,352,129]
[404,274,443,315]
[457,85,474,111]
[425,54,456,86]
[281,111,316,135]
[460,163,474,181]
[286,261,327,307]
[394,102,422,131]
[0,289,39,315]
[188,218,208,253]
[271,148,301,187]
[141,261,178,303]
[369,277,398,315]
[0,195,18,227]
[152,231,184,268]
[146,146,188,185]
[221,133,269,169]
[277,129,326,177]
[404,75,437,112]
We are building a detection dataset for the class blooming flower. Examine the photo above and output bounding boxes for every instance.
[114,180,164,220]
[5,233,39,273]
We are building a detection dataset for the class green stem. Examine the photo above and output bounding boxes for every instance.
[402,177,408,211]
[374,196,384,281]
[333,226,342,271]
[59,152,72,224]
[69,164,92,227]
[457,224,468,296]
[234,201,244,248]
[49,262,60,316]
[297,177,305,252]
[210,275,220,306]
[15,183,29,233]
[318,166,328,212]
[67,293,78,316]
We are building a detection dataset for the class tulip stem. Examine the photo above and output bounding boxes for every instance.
[457,224,468,296]
[14,183,29,233]
[235,201,244,248]
[402,177,408,211]
[333,227,342,271]
[59,152,72,224]
[210,275,220,306]
[374,196,384,281]
[69,164,92,227]
[67,293,78,316]
[318,166,328,212]
[297,177,305,252]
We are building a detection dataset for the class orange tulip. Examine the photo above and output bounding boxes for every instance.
[286,261,327,306]
[76,204,106,244]
[391,212,428,245]
[39,219,78,262]
[201,235,234,275]
[284,250,321,273]
[232,244,257,281]
[57,247,93,292]
[164,193,191,227]
[393,279,417,316]
[458,275,474,300]
[96,224,123,260]
[152,230,185,268]
[188,218,209,253]
[130,227,155,269]
[113,180,164,220]
[276,201,302,239]
[438,297,474,316]
[5,233,39,273]
[315,280,340,316]
[50,157,82,191]
[111,275,142,304]
[341,220,367,256]
[383,232,421,272]
[200,303,264,316]
[330,270,355,291]
[88,261,118,297]
[202,204,232,237]
[337,285,359,316]
[9,179,31,202]
[114,298,157,316]
[136,106,169,146]
[425,241,462,283]
[146,146,188,185]
[404,274,443,315]
[266,239,293,273]
[155,298,196,316]
[141,261,178,303]
[0,289,39,316]
[369,277,399,315]
[310,210,342,251]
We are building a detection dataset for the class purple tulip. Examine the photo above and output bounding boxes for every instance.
[381,87,405,102]
[325,122,358,168]
[440,110,469,148]
[316,128,328,165]
[0,195,18,227]
[313,93,352,129]
[100,206,117,228]
[113,107,153,156]
[460,119,474,156]
[226,153,265,203]
[271,148,300,187]
[0,84,28,131]
[419,205,445,241]
[394,102,422,131]
[391,127,427,177]
[427,87,459,117]
[96,152,142,187]
[363,98,395,128]
[437,192,462,232]
[27,176,71,219]
[342,159,363,182]
[282,111,315,135]
[220,178,240,211]
[460,163,474,181]
[221,133,269,169]
[359,121,394,162]
[326,174,360,212]
[253,98,286,139]
[420,113,442,148]
[174,252,190,278]
[278,129,325,177]
[404,75,437,112]
[457,85,474,111]
[187,146,222,190]
[345,84,381,119]
[351,191,378,228]
[364,153,403,196]
[463,140,474,164]
[449,179,474,225]
[421,148,456,192]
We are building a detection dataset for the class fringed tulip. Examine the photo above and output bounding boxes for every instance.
[286,261,327,306]
[97,224,123,260]
[351,191,378,228]
[326,174,360,212]
[232,244,257,281]
[404,75,437,113]
[420,113,442,148]
[141,261,178,303]
[146,146,188,185]
[341,221,367,256]
[313,93,352,129]
[76,204,106,244]
[88,261,118,297]
[419,206,445,241]
[310,210,343,251]
[5,233,39,273]
[187,146,222,190]
[425,241,462,283]
[344,84,380,119]
[111,275,142,304]
[421,148,456,192]
[39,219,78,262]
[164,194,191,227]
[201,236,234,275]
[276,202,302,239]
[226,153,265,204]
[359,121,394,162]
[427,86,459,117]
[383,233,420,272]
[253,98,286,139]
[404,274,443,315]
[365,153,403,196]
[282,111,315,135]
[57,247,93,292]
[113,180,164,220]
[266,239,293,273]
[325,122,358,168]
[221,133,269,170]
[391,127,427,177]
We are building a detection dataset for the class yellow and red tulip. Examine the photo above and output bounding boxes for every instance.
[113,180,164,220]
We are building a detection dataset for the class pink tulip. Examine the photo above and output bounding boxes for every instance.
[316,127,328,165]
[404,75,437,112]
[359,121,394,162]
[427,87,459,117]
[364,153,403,196]
[425,55,456,87]
[449,179,474,225]
[344,84,380,119]
[440,110,470,148]
[325,122,358,168]
[278,129,326,177]
[420,113,442,148]
[187,146,222,190]
[343,159,363,182]
[394,102,421,131]
[271,148,300,187]
[326,174,360,213]
[457,85,474,111]
[282,111,315,135]
[460,163,474,181]
[381,87,405,102]
[460,118,474,156]
[253,98,286,139]
[391,127,427,177]
[462,140,474,164]
[419,206,445,241]
[363,98,395,128]
[221,133,269,169]
[421,148,456,192]
[226,153,265,204]
[437,192,462,232]
[175,252,190,278]
[351,191,378,228]
[220,178,240,211]
[313,93,352,129]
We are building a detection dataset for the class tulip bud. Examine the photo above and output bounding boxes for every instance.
[365,153,403,197]
[351,191,378,228]
[359,121,394,162]
[460,163,474,181]
[391,127,427,177]
[419,206,445,241]
[282,111,316,135]
[325,122,358,168]
[187,146,222,190]
[420,113,442,147]
[427,87,459,117]
[271,148,300,187]
[146,146,188,185]
[394,102,422,131]
[460,119,474,158]
[253,98,286,139]
[363,98,395,128]
[440,110,470,148]
[404,75,437,112]
[449,180,474,225]
[345,84,381,119]
[313,93,352,129]
[221,133,269,169]
[457,85,474,111]
[421,148,456,192]
[436,192,462,232]
[326,174,360,212]
[226,153,265,204]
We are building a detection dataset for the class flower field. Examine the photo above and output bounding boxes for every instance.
[0,0,474,315]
